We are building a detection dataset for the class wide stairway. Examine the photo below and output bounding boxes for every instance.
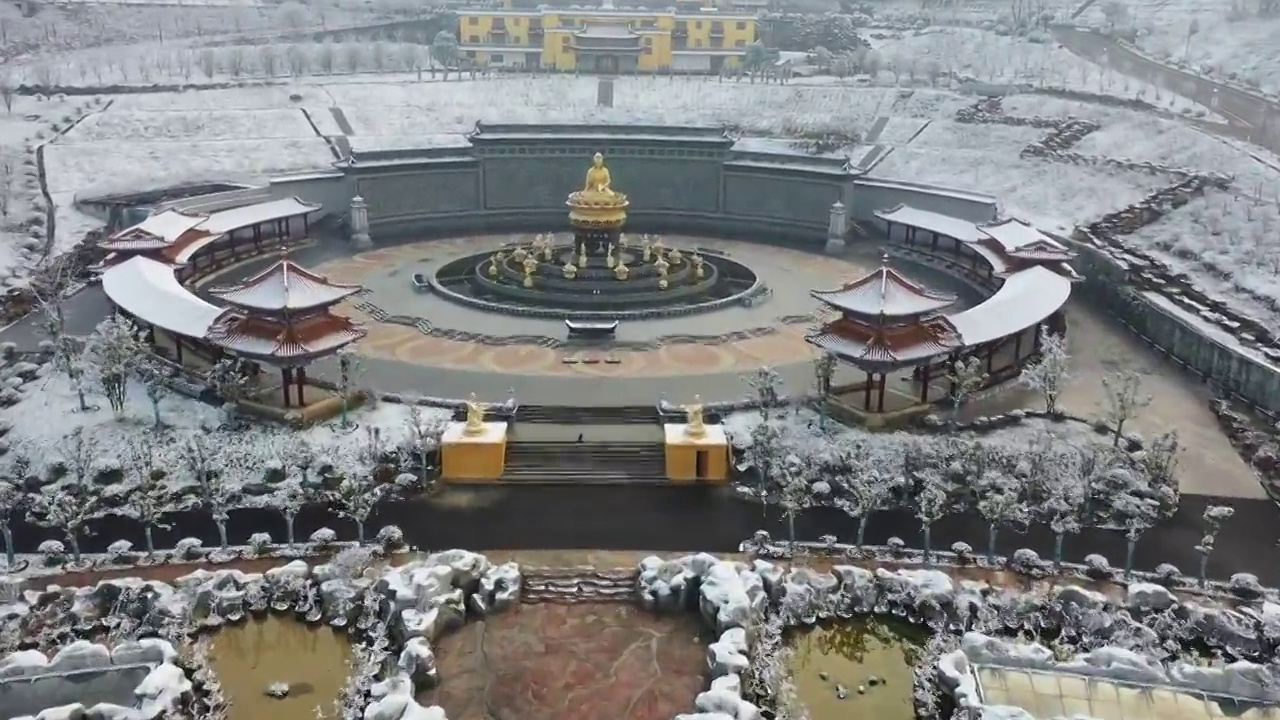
[515,405,657,424]
[503,439,667,484]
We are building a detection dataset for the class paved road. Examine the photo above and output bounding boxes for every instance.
[1053,26,1280,154]
[13,488,1278,584]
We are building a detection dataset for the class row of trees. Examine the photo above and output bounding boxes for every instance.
[739,332,1194,578]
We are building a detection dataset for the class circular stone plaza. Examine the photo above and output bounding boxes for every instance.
[16,121,1256,498]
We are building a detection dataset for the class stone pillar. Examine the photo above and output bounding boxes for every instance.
[597,77,614,107]
[350,195,372,249]
[824,201,847,255]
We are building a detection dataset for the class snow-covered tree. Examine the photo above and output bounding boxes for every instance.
[1196,504,1234,586]
[914,468,951,565]
[812,353,837,428]
[775,451,814,549]
[403,405,445,483]
[1036,446,1085,569]
[83,314,143,416]
[743,418,783,518]
[206,357,251,424]
[336,346,362,428]
[430,30,459,78]
[286,44,311,76]
[181,431,216,492]
[975,466,1029,565]
[119,439,185,555]
[832,444,895,549]
[36,272,90,412]
[946,356,987,426]
[60,427,100,488]
[328,431,390,544]
[276,479,315,548]
[1019,331,1071,415]
[0,455,27,567]
[1115,491,1159,579]
[27,485,101,564]
[135,357,171,429]
[745,365,782,418]
[1099,369,1151,447]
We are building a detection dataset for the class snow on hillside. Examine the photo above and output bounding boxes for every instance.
[66,108,319,143]
[870,119,1168,232]
[1123,189,1280,335]
[863,27,1212,114]
[323,77,972,151]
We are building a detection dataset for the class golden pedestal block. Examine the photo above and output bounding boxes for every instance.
[441,421,508,482]
[663,423,730,483]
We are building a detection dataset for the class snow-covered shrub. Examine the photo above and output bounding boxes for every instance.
[886,537,906,556]
[818,534,838,554]
[1229,573,1264,598]
[376,525,404,551]
[1154,563,1183,586]
[309,527,338,547]
[1084,553,1113,580]
[1008,548,1046,576]
[248,533,273,556]
[106,539,134,564]
[174,538,204,561]
[951,541,974,565]
[38,539,66,566]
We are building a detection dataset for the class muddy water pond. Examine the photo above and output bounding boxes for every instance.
[209,616,352,720]
[787,619,925,720]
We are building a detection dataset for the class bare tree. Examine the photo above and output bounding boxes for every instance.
[1196,504,1234,587]
[225,46,247,78]
[276,1,313,30]
[342,43,367,74]
[0,74,15,114]
[0,155,13,217]
[198,48,218,79]
[176,50,194,81]
[286,44,311,77]
[315,41,337,74]
[258,45,280,78]
[28,486,102,565]
[1099,369,1151,446]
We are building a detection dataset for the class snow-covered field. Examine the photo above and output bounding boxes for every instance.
[869,117,1168,233]
[861,27,1214,115]
[1081,0,1280,95]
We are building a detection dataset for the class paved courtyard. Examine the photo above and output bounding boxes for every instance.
[976,666,1278,720]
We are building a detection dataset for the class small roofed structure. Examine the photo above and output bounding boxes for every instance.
[808,254,963,414]
[205,258,366,407]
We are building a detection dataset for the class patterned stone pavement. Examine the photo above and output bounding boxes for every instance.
[311,235,870,378]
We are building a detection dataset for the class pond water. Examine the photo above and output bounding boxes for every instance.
[786,619,925,720]
[209,616,352,720]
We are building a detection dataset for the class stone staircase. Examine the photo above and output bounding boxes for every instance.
[502,440,668,484]
[515,405,657,424]
[520,567,638,604]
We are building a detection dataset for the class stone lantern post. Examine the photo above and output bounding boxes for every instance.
[350,195,372,249]
[825,200,847,255]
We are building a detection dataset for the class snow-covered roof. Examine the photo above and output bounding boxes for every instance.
[102,209,208,250]
[808,317,963,364]
[206,313,366,361]
[875,204,991,244]
[100,256,227,338]
[947,265,1074,347]
[208,259,362,312]
[169,235,222,266]
[198,197,320,235]
[812,255,956,317]
[978,218,1070,254]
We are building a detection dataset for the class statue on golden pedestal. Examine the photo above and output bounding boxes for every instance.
[464,393,487,436]
[681,395,707,438]
[583,153,615,196]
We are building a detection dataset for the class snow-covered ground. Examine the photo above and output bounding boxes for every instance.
[1080,0,1280,96]
[860,27,1215,115]
[869,117,1168,233]
[4,371,451,500]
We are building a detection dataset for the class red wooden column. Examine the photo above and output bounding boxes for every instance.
[876,373,888,412]
[296,366,307,406]
[863,371,873,411]
[919,363,931,403]
[281,367,293,407]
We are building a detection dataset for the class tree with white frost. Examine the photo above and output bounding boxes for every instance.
[430,30,459,78]
[1196,504,1234,587]
[276,479,315,548]
[119,439,185,556]
[200,472,236,551]
[812,352,837,429]
[135,357,171,429]
[60,427,100,489]
[743,418,783,518]
[35,269,90,412]
[27,485,102,565]
[832,445,895,550]
[1115,489,1159,579]
[946,356,987,426]
[0,452,28,568]
[914,468,952,566]
[1099,369,1151,447]
[181,431,216,493]
[206,357,251,424]
[403,404,445,484]
[1019,330,1071,415]
[976,466,1029,565]
[745,365,782,418]
[1036,446,1085,569]
[775,451,814,550]
[336,346,362,428]
[83,314,143,416]
[328,428,391,544]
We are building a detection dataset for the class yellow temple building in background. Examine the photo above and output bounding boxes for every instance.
[456,2,760,74]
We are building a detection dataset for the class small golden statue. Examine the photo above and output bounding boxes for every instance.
[513,246,527,263]
[577,245,588,268]
[654,254,670,277]
[659,278,669,290]
[606,245,616,269]
[582,152,616,196]
[693,254,705,279]
[641,238,652,262]
[563,261,577,279]
[614,260,629,280]
[487,255,500,277]
[669,248,684,266]
[618,234,629,248]
[464,393,486,435]
[522,256,537,288]
[681,395,707,438]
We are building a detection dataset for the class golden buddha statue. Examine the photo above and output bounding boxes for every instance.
[681,395,707,438]
[464,393,486,435]
[583,153,615,196]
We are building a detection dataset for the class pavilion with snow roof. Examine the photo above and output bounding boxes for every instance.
[204,259,367,408]
[809,208,1082,423]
